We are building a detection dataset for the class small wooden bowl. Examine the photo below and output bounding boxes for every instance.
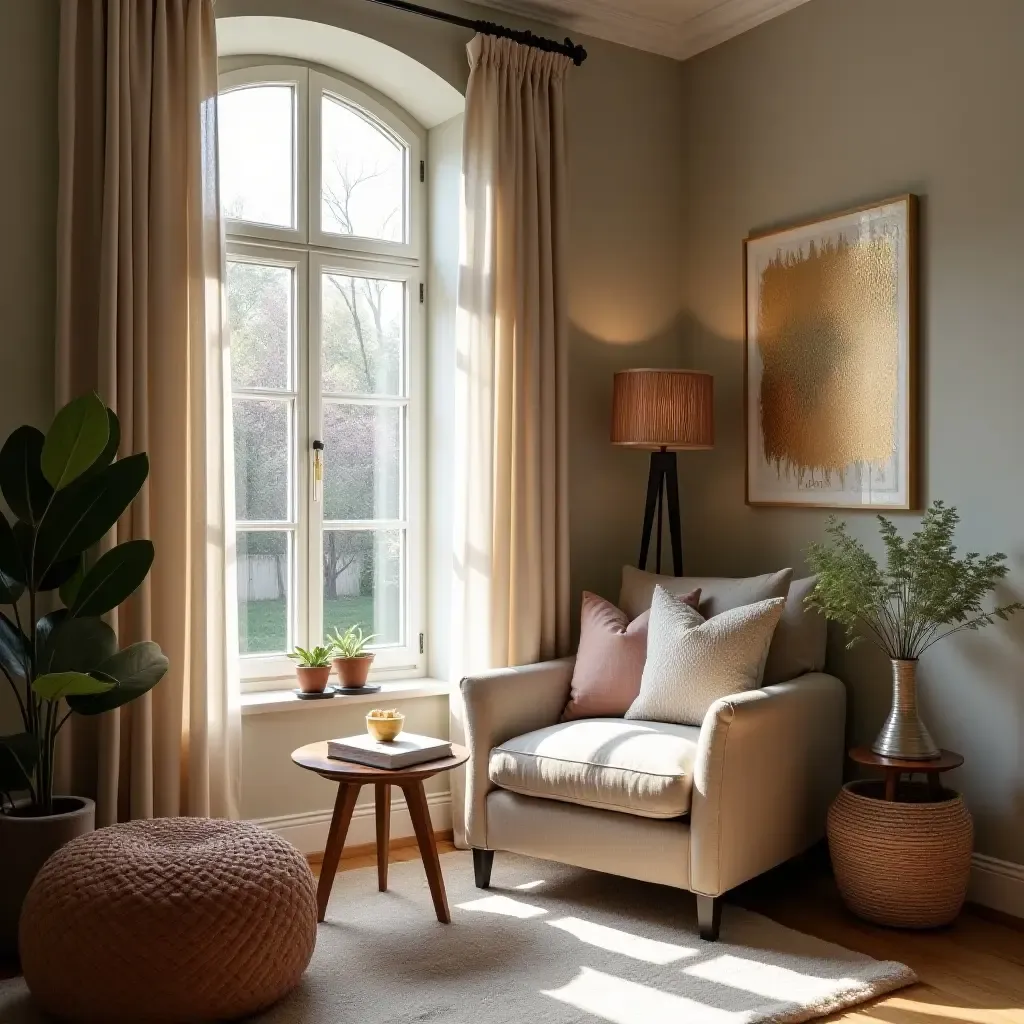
[366,713,405,743]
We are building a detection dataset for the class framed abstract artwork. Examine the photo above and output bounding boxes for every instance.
[745,194,919,509]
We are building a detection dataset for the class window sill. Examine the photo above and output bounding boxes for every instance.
[240,678,451,716]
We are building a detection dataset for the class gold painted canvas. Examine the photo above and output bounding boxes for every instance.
[745,196,918,508]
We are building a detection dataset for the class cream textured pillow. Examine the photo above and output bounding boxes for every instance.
[625,586,786,726]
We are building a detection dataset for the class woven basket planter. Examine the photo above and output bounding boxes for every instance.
[827,780,973,928]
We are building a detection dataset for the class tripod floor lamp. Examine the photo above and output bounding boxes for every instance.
[611,369,714,576]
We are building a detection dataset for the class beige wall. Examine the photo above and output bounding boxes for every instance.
[678,0,1024,865]
[0,1,58,736]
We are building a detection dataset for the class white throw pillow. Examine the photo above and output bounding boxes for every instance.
[625,586,786,726]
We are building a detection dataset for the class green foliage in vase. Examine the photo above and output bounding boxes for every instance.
[328,624,377,659]
[287,645,333,668]
[0,394,168,817]
[805,501,1023,661]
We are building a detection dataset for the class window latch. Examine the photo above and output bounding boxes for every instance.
[312,440,324,503]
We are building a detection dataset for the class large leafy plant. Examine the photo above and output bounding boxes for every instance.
[806,501,1022,661]
[0,393,168,816]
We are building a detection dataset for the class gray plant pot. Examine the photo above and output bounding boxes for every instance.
[0,796,95,959]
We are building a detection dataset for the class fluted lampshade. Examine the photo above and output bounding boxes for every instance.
[610,369,714,451]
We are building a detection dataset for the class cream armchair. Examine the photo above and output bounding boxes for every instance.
[458,569,847,941]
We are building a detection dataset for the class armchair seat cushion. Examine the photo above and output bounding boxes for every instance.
[488,719,700,819]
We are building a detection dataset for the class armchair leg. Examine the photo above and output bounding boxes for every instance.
[696,895,722,941]
[473,849,494,889]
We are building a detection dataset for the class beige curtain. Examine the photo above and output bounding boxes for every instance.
[55,0,240,824]
[450,35,572,843]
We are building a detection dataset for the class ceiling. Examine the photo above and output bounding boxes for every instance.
[472,0,813,61]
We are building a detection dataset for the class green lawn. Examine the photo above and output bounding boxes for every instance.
[239,596,376,654]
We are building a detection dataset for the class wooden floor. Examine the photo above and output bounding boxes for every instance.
[733,852,1024,1024]
[7,840,1023,1024]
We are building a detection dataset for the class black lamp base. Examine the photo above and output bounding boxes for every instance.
[639,449,682,576]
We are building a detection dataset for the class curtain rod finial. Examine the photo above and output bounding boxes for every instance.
[565,38,587,66]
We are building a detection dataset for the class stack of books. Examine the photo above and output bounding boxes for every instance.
[327,733,452,770]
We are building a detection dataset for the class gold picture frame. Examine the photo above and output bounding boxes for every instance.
[744,194,919,510]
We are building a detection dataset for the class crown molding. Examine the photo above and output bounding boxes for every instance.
[472,0,813,61]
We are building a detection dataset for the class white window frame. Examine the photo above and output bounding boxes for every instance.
[221,65,309,245]
[220,62,426,690]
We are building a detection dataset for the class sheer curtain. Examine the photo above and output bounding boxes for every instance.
[450,35,572,843]
[55,0,239,824]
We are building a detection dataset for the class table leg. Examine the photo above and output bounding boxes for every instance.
[928,773,943,799]
[402,780,450,923]
[375,783,391,892]
[317,782,361,922]
[884,770,898,802]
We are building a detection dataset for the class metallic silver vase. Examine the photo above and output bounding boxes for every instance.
[872,659,940,760]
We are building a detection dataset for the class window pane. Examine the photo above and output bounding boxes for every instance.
[321,95,404,242]
[322,530,402,646]
[219,84,294,228]
[323,403,401,522]
[321,273,403,395]
[237,531,292,654]
[227,261,293,390]
[234,399,291,521]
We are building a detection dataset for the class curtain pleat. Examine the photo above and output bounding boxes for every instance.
[55,0,239,824]
[450,35,572,844]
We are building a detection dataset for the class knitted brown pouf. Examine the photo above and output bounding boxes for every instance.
[19,818,317,1023]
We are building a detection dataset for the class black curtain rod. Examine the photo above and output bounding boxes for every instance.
[360,0,588,65]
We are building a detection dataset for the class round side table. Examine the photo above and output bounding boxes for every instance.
[292,742,469,924]
[848,746,964,802]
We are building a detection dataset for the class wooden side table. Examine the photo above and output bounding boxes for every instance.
[291,742,469,924]
[849,747,964,802]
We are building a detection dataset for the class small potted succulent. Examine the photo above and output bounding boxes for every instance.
[328,624,377,688]
[287,645,334,694]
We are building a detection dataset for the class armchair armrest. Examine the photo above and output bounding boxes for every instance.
[689,672,846,897]
[456,659,574,848]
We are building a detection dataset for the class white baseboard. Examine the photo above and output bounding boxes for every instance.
[969,853,1024,919]
[253,792,452,856]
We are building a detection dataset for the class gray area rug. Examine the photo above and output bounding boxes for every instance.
[0,851,915,1023]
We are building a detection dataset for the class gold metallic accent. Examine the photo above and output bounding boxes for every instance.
[756,233,898,482]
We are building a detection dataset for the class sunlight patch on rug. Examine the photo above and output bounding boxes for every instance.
[548,917,698,965]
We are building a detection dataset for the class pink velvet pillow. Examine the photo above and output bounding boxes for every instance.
[562,589,701,721]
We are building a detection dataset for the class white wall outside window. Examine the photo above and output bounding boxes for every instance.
[219,62,426,689]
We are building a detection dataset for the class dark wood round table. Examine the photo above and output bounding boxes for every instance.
[849,746,964,802]
[291,742,469,924]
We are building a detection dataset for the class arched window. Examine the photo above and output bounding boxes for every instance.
[219,63,425,685]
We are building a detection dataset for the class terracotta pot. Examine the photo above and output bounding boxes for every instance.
[334,654,375,687]
[296,665,331,693]
[0,795,95,958]
[828,779,972,928]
